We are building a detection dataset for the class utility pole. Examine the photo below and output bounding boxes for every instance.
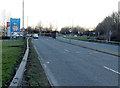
[27,16,28,28]
[27,16,28,34]
[22,0,24,32]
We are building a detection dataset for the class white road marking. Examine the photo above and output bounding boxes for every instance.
[34,39,38,40]
[64,49,70,52]
[75,51,81,53]
[46,61,50,64]
[63,52,66,53]
[104,66,120,75]
[93,51,99,53]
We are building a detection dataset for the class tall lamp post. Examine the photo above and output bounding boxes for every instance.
[69,28,72,43]
[22,0,24,32]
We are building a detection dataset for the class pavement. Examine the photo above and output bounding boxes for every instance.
[32,36,119,86]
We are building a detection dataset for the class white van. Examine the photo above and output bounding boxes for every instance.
[33,34,39,39]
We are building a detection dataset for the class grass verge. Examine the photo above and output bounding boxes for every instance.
[2,40,25,87]
[24,39,51,87]
[66,36,90,41]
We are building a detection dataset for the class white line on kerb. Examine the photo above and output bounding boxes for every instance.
[104,66,120,75]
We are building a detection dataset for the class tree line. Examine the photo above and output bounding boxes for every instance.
[26,12,119,41]
[94,12,120,41]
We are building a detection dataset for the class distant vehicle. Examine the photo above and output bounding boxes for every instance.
[63,35,66,37]
[33,34,39,39]
[74,35,77,37]
[12,33,19,38]
[26,34,32,37]
[19,34,23,37]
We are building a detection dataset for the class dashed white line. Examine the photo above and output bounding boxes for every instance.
[75,51,81,53]
[64,49,70,52]
[46,61,50,64]
[104,66,120,75]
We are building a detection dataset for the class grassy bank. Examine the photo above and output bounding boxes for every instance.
[2,40,25,86]
[24,39,51,87]
[66,36,96,41]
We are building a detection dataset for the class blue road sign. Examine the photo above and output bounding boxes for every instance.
[10,18,20,32]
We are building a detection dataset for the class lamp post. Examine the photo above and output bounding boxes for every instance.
[22,0,24,32]
[98,32,100,37]
[69,28,72,43]
[108,30,112,41]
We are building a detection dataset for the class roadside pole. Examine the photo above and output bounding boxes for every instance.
[108,30,112,41]
[69,29,72,43]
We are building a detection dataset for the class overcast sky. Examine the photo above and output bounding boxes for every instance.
[0,0,119,30]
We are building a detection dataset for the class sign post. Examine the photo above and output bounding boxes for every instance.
[7,22,10,37]
[10,18,20,46]
[10,18,20,32]
[109,30,112,41]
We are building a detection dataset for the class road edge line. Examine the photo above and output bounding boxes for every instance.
[32,42,55,88]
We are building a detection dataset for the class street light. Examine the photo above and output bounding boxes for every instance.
[22,0,24,32]
[69,28,72,43]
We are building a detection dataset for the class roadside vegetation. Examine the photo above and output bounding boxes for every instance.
[65,36,119,45]
[24,39,51,87]
[2,40,25,87]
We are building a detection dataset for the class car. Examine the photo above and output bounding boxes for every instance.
[26,34,32,37]
[19,34,23,37]
[74,35,77,37]
[12,33,19,38]
[33,34,39,39]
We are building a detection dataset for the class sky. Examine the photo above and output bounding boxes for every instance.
[0,0,119,30]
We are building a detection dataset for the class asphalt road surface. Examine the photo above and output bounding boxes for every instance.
[57,37,119,56]
[32,36,119,86]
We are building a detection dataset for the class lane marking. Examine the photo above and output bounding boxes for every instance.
[34,39,38,40]
[104,66,120,75]
[46,61,50,64]
[75,51,81,53]
[89,51,99,54]
[64,49,70,52]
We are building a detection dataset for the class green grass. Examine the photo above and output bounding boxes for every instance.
[25,39,51,87]
[66,36,119,45]
[2,41,24,86]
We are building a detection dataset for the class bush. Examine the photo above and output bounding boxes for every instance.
[2,36,10,39]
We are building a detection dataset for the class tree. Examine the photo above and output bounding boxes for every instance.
[95,12,120,41]
[60,26,71,34]
[36,21,43,32]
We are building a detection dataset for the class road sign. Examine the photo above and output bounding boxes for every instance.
[10,18,20,32]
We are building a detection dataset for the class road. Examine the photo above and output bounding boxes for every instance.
[57,37,119,56]
[32,36,118,86]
